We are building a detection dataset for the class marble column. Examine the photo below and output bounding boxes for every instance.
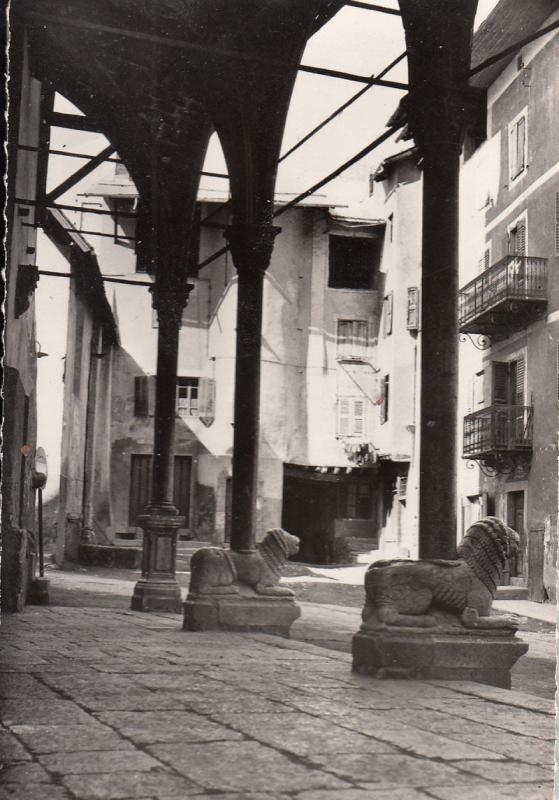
[225,221,280,552]
[131,277,193,612]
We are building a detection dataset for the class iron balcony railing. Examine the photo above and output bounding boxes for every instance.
[459,255,547,329]
[463,404,533,459]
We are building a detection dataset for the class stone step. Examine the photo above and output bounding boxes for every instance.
[496,584,529,600]
[176,541,214,571]
[345,537,378,554]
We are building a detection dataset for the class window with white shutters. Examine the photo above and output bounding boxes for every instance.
[509,112,527,182]
[382,292,393,337]
[176,377,199,416]
[337,319,368,361]
[337,397,367,437]
[406,287,419,331]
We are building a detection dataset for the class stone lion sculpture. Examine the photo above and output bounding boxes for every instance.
[188,528,300,598]
[363,517,521,630]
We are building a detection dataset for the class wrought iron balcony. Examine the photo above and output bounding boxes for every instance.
[463,405,533,464]
[459,255,547,336]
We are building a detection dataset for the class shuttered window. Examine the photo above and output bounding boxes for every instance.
[337,397,367,436]
[406,287,419,331]
[509,113,526,181]
[383,292,394,336]
[492,357,525,405]
[380,374,390,424]
[508,219,526,256]
[176,377,199,416]
[478,247,490,274]
[337,320,368,360]
[134,376,150,416]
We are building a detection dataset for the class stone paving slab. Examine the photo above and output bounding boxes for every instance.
[0,600,555,800]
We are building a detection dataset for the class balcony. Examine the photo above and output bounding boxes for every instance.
[463,405,533,465]
[459,256,547,336]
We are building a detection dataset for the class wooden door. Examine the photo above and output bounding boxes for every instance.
[507,490,525,579]
[173,456,192,525]
[224,478,232,543]
[129,454,151,526]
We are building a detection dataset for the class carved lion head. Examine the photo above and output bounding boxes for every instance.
[257,528,300,577]
[458,516,520,569]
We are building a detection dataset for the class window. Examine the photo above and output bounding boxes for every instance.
[507,217,526,256]
[509,111,527,182]
[406,287,419,331]
[337,319,368,361]
[338,481,372,519]
[478,246,491,274]
[492,358,525,405]
[79,200,103,233]
[111,197,136,252]
[380,374,390,424]
[328,235,379,290]
[337,397,366,437]
[177,377,199,416]
[134,376,152,416]
[382,292,393,336]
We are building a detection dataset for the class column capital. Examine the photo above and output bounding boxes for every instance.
[150,275,195,327]
[225,222,281,275]
[399,85,485,159]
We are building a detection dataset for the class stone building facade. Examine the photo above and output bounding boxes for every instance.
[458,0,559,600]
[2,30,41,611]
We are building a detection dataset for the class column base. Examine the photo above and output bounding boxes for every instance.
[352,623,529,689]
[27,577,50,605]
[183,592,301,637]
[131,579,183,613]
[131,508,184,613]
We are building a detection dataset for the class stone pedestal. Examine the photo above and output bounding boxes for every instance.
[131,511,184,613]
[352,615,529,689]
[183,592,301,637]
[28,577,50,605]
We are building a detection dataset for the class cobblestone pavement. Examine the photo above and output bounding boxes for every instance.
[0,571,556,800]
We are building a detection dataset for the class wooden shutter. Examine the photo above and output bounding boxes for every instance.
[338,398,351,435]
[380,375,390,423]
[516,220,526,256]
[129,454,152,525]
[514,356,525,404]
[406,287,419,330]
[337,320,350,359]
[198,378,216,427]
[353,400,365,436]
[134,376,149,416]
[516,116,526,173]
[492,362,508,405]
[173,455,192,523]
[383,292,393,336]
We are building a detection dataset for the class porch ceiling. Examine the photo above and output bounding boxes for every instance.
[15,0,345,220]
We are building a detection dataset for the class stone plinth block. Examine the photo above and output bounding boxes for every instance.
[352,623,529,688]
[131,578,183,614]
[131,509,184,613]
[27,577,50,605]
[183,593,301,637]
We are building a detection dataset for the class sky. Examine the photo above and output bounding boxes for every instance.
[35,0,499,497]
